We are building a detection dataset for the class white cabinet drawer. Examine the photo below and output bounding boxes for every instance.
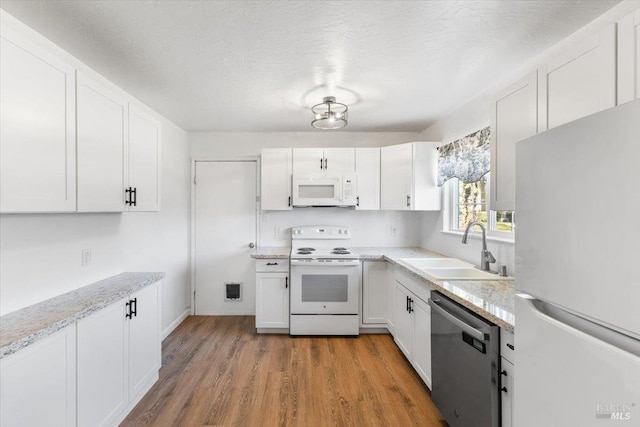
[501,328,515,363]
[255,259,289,272]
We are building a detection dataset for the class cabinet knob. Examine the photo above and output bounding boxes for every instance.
[501,386,508,393]
[249,242,255,248]
[501,370,508,376]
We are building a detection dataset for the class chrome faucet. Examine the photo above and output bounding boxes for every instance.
[461,222,497,272]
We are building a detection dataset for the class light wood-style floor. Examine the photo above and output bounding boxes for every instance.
[121,316,446,427]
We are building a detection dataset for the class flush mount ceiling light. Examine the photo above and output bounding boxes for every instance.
[311,96,348,130]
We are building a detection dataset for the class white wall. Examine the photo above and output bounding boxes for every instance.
[0,11,191,334]
[416,95,517,275]
[190,131,425,247]
[414,1,640,276]
[0,118,191,335]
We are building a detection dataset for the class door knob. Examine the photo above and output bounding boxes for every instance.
[248,242,255,248]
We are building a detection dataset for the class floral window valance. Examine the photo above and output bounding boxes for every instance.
[437,126,490,187]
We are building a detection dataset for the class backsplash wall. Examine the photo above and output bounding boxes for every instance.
[260,209,423,247]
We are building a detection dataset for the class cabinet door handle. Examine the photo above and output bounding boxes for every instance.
[266,262,278,266]
[408,298,414,313]
[356,196,359,207]
[406,195,411,207]
[501,386,508,393]
[125,187,133,205]
[501,370,508,376]
[506,343,515,351]
[406,295,409,312]
[131,297,137,318]
[324,158,328,169]
[285,276,288,289]
[320,158,323,170]
[125,301,132,319]
[288,196,291,207]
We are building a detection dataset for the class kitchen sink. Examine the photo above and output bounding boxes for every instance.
[400,258,510,280]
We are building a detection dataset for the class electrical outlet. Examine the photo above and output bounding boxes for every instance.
[81,249,91,267]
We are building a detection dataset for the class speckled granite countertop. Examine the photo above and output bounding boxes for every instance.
[249,246,515,331]
[0,272,165,359]
[250,247,291,259]
[354,247,515,331]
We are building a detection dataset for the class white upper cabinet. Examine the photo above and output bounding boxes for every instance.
[76,71,128,212]
[128,104,161,212]
[617,8,640,105]
[292,148,355,175]
[381,143,412,210]
[261,148,292,210]
[538,23,616,130]
[380,142,440,211]
[354,148,380,210]
[490,71,538,212]
[323,148,355,173]
[0,26,76,213]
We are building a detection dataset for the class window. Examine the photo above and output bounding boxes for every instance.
[447,176,514,234]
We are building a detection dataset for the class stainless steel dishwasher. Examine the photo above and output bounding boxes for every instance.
[429,291,500,427]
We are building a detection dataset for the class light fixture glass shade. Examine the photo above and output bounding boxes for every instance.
[311,96,348,129]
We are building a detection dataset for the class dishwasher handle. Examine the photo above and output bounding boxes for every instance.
[429,298,487,341]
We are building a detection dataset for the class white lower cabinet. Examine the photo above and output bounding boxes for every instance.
[500,328,516,427]
[77,283,160,427]
[361,261,388,326]
[385,263,396,333]
[255,259,289,331]
[127,284,161,401]
[0,325,76,427]
[77,300,127,427]
[501,357,515,427]
[392,276,433,389]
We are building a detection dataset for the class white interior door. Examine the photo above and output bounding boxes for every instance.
[195,161,257,315]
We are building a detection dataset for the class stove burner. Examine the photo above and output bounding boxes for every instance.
[333,247,347,251]
[331,250,350,255]
[297,247,315,251]
[296,251,313,255]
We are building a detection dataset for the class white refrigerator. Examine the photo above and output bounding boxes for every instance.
[514,99,640,426]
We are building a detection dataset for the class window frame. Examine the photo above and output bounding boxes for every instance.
[443,176,515,243]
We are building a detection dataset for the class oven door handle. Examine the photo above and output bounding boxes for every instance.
[428,298,487,341]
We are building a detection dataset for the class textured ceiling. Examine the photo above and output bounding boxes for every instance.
[0,1,621,132]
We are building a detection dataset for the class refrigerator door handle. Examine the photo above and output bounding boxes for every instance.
[524,296,640,359]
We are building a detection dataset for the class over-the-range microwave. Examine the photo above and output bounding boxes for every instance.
[292,173,357,207]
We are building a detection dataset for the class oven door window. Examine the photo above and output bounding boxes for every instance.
[301,274,348,302]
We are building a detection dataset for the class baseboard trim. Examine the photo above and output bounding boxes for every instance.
[162,309,190,340]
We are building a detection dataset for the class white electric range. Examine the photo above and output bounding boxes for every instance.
[289,226,360,336]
